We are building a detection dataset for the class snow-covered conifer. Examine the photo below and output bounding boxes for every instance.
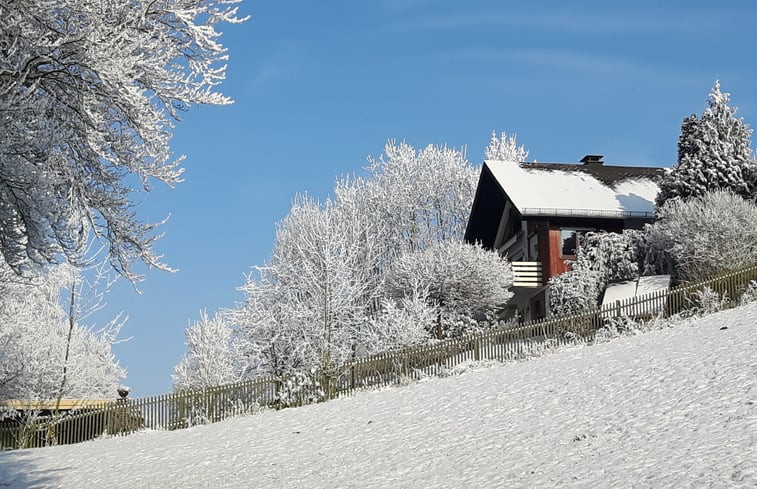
[657,81,755,206]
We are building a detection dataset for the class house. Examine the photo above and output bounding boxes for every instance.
[464,155,665,321]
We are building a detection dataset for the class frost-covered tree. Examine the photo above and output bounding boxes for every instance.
[0,264,125,400]
[0,0,247,281]
[208,138,528,382]
[657,81,755,207]
[384,241,513,339]
[233,190,385,382]
[484,131,529,162]
[647,190,757,282]
[231,271,305,378]
[362,141,479,255]
[172,311,246,391]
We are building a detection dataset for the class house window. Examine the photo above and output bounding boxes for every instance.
[560,228,590,258]
[527,233,539,261]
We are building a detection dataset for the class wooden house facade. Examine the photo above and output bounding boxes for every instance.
[465,155,665,321]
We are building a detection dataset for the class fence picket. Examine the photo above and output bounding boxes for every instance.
[2,264,756,450]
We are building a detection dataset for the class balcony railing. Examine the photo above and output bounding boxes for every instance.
[512,261,543,288]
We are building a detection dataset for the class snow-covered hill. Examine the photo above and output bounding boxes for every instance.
[2,304,756,488]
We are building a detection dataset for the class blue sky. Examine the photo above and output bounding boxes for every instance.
[92,0,757,396]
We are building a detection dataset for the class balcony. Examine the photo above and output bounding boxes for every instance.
[512,261,543,288]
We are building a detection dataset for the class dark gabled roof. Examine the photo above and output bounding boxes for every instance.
[464,158,667,248]
[522,162,665,186]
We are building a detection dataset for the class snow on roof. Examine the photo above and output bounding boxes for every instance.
[485,160,662,218]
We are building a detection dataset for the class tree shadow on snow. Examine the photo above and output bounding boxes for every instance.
[0,451,69,488]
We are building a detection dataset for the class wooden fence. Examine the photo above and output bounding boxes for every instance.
[3,264,756,450]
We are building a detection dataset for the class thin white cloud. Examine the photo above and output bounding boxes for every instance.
[444,48,690,84]
[388,8,749,36]
[246,42,309,91]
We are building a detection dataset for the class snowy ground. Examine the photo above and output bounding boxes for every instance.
[1,304,756,489]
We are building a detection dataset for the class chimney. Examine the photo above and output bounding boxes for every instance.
[580,154,604,166]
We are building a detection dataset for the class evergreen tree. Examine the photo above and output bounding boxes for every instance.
[657,81,755,207]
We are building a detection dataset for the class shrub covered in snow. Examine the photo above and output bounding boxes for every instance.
[361,291,437,355]
[274,369,324,409]
[646,190,757,282]
[548,269,602,316]
[689,286,729,316]
[739,281,757,306]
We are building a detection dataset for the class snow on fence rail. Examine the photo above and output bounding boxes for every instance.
[3,263,756,450]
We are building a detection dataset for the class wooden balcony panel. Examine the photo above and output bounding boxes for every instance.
[511,261,543,288]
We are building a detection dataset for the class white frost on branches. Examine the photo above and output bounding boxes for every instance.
[363,141,479,255]
[0,0,247,280]
[0,264,125,400]
[384,241,514,339]
[548,269,602,317]
[484,131,529,162]
[647,190,757,282]
[549,232,639,316]
[172,310,247,391]
[574,231,639,287]
[180,138,524,385]
[657,81,756,206]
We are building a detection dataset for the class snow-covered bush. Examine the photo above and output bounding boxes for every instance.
[631,227,675,276]
[274,369,324,409]
[647,190,757,282]
[172,311,247,391]
[657,81,756,207]
[740,281,757,306]
[548,231,638,316]
[689,286,729,315]
[361,290,437,355]
[548,269,602,316]
[384,241,514,339]
[594,316,646,342]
